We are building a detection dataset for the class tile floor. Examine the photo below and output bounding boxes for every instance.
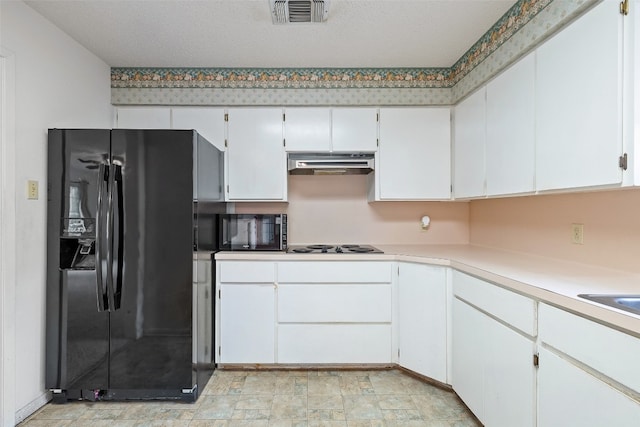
[19,369,481,426]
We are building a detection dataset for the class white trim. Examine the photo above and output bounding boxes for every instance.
[1,47,17,427]
[14,392,51,424]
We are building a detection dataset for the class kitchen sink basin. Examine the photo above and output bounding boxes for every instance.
[578,294,640,316]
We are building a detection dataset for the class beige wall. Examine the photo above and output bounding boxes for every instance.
[236,175,470,245]
[469,188,640,273]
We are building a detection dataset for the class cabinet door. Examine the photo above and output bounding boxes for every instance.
[484,312,535,427]
[486,52,535,196]
[172,107,226,151]
[453,88,486,198]
[398,263,447,382]
[284,108,331,152]
[538,347,640,426]
[226,108,286,201]
[331,108,378,152]
[452,298,485,421]
[218,284,275,364]
[453,297,535,426]
[536,1,623,191]
[115,107,171,129]
[378,108,451,200]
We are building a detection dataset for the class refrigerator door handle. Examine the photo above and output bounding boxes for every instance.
[113,164,124,310]
[95,163,108,312]
[105,163,117,312]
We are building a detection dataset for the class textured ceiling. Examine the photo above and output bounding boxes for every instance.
[25,0,517,68]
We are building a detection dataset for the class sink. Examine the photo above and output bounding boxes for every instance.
[578,294,640,316]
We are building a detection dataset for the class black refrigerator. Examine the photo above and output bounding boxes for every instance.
[45,129,225,402]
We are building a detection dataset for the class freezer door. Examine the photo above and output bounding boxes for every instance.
[107,130,195,393]
[46,129,111,392]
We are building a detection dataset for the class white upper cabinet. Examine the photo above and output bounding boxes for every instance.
[375,107,451,200]
[284,107,377,153]
[485,52,536,196]
[453,88,486,199]
[115,107,171,129]
[172,107,226,151]
[535,0,624,191]
[284,108,331,152]
[225,108,286,201]
[332,108,379,152]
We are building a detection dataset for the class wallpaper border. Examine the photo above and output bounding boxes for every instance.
[110,0,551,90]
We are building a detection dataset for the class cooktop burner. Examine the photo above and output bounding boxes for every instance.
[287,244,384,254]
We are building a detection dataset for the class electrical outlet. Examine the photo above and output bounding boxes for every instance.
[27,180,39,200]
[571,223,584,245]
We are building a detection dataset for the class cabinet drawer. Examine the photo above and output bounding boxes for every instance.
[277,262,392,283]
[278,324,392,364]
[453,271,536,336]
[278,284,391,323]
[219,261,276,283]
[539,303,640,393]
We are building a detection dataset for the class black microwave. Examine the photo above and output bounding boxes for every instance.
[218,214,287,251]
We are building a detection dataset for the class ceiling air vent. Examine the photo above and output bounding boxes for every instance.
[270,0,330,24]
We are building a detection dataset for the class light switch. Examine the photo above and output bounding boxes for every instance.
[27,180,39,200]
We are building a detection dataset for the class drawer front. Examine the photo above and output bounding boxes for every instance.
[278,324,392,364]
[277,261,393,283]
[453,271,536,336]
[278,284,392,323]
[219,261,276,283]
[539,303,640,393]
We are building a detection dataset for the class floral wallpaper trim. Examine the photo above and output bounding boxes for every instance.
[110,87,454,106]
[110,0,551,90]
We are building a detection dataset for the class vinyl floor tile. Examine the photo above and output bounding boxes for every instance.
[18,370,480,427]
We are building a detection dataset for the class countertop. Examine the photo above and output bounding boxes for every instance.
[215,244,640,336]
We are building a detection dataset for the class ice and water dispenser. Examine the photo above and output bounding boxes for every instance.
[59,181,96,270]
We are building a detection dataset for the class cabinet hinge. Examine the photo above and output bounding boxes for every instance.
[283,139,286,147]
[377,138,379,147]
[226,185,229,194]
[205,345,209,356]
[533,353,540,368]
[619,153,628,170]
[205,288,209,299]
[397,349,400,358]
[224,113,229,122]
[397,265,400,275]
[219,289,221,298]
[219,346,221,356]
[620,0,629,15]
[224,139,228,148]
[376,112,379,122]
[283,113,286,122]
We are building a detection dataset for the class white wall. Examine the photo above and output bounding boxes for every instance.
[0,1,112,423]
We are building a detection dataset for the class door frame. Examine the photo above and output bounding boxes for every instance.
[1,47,17,427]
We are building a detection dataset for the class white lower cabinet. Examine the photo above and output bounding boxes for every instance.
[452,272,536,427]
[452,298,485,420]
[276,261,393,364]
[397,263,447,383]
[217,261,276,364]
[218,284,275,364]
[537,303,640,426]
[538,347,640,426]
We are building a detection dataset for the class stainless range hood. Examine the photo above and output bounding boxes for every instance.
[287,153,375,175]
